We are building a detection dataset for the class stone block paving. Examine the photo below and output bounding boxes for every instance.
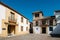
[0,34,60,40]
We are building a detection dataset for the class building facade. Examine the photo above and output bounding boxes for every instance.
[50,10,60,35]
[0,2,30,37]
[33,11,56,34]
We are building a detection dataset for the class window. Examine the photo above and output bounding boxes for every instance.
[35,14,39,17]
[49,27,53,31]
[42,20,46,25]
[26,27,28,31]
[10,12,15,20]
[36,21,38,26]
[21,26,23,31]
[26,20,28,24]
[21,17,23,22]
[49,20,53,25]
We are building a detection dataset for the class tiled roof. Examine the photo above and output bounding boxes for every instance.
[55,10,60,12]
[32,11,43,16]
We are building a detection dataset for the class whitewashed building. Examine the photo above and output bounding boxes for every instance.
[50,10,60,36]
[0,2,30,37]
[32,11,56,34]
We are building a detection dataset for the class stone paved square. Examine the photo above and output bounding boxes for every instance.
[0,34,60,40]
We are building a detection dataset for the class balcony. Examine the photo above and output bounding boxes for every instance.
[8,16,17,24]
[40,23,49,26]
[40,21,49,26]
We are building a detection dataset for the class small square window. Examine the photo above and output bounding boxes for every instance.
[21,17,23,22]
[35,14,39,17]
[21,26,23,31]
[49,27,53,31]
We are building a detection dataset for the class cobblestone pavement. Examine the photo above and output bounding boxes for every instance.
[0,34,60,40]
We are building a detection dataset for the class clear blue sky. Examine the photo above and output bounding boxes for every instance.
[1,0,60,22]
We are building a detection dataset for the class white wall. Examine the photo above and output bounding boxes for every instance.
[55,15,60,23]
[47,26,56,34]
[21,17,30,31]
[21,18,27,31]
[47,27,51,34]
[17,14,30,32]
[0,4,6,34]
[51,24,60,34]
[17,14,21,32]
[51,12,60,34]
[33,26,41,34]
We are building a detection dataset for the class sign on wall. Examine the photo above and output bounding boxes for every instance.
[2,28,6,30]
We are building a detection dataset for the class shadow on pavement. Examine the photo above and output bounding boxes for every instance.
[50,34,60,38]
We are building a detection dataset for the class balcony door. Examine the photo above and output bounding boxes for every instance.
[10,12,15,20]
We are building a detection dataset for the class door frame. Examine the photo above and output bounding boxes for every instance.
[8,25,15,36]
[42,27,46,34]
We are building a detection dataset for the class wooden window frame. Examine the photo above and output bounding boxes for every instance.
[21,16,23,22]
[35,14,39,17]
[36,21,38,26]
[26,20,28,24]
[21,26,23,31]
[26,27,28,31]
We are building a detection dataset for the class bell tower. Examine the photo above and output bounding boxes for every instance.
[32,11,43,27]
[32,11,43,34]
